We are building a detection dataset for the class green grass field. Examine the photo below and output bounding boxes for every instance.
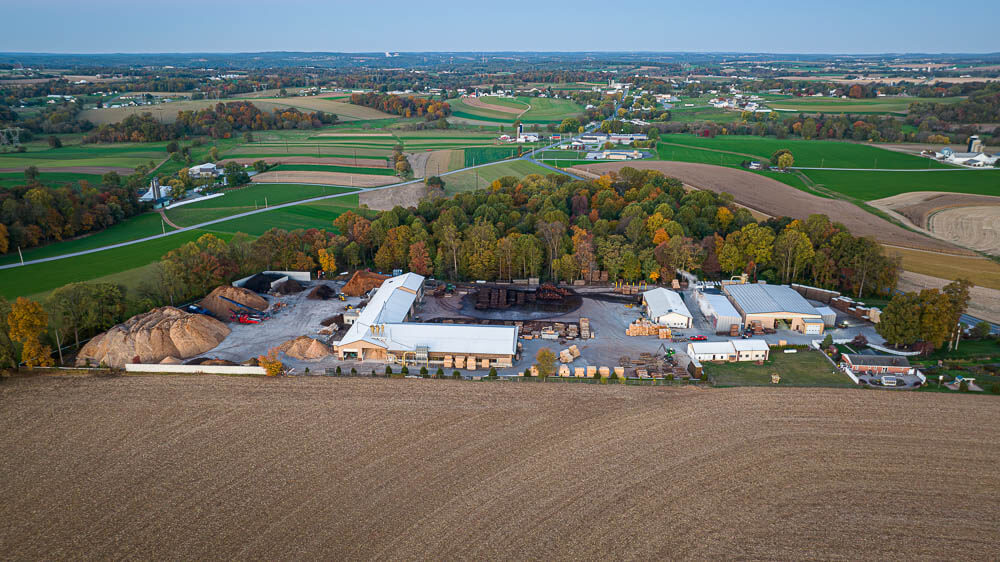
[0,212,173,266]
[767,96,966,115]
[0,142,167,172]
[269,164,394,176]
[0,171,104,188]
[464,146,519,167]
[443,160,552,193]
[705,350,854,388]
[164,184,356,227]
[448,96,583,124]
[202,195,358,236]
[659,134,953,170]
[803,168,1000,200]
[0,229,216,300]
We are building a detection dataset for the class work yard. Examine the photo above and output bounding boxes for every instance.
[572,161,970,254]
[0,376,996,560]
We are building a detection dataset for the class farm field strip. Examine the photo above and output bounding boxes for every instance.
[269,164,395,176]
[803,168,1000,200]
[79,97,393,125]
[442,159,552,193]
[0,378,996,560]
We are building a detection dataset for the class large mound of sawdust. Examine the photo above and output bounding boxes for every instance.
[276,336,332,360]
[76,307,230,368]
[199,286,269,320]
[341,271,389,296]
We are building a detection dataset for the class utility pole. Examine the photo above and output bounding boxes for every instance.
[18,245,23,265]
[265,196,268,208]
[161,219,166,234]
[54,330,63,365]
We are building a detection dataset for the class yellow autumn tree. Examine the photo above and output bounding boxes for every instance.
[716,207,734,230]
[317,248,336,273]
[257,348,284,376]
[8,297,53,368]
[652,228,670,245]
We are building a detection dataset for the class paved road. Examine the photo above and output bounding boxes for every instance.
[790,167,999,172]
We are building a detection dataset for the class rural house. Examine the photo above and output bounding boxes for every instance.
[842,354,915,375]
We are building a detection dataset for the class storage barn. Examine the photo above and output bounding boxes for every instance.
[687,340,770,362]
[333,273,518,366]
[815,306,837,328]
[642,288,693,328]
[723,283,825,334]
[696,292,742,333]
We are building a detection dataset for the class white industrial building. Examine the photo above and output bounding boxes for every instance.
[188,163,221,178]
[641,288,692,328]
[333,273,518,366]
[695,292,743,333]
[723,283,825,334]
[687,339,770,362]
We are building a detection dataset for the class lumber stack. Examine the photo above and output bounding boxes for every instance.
[568,345,581,359]
[559,349,574,363]
[626,319,660,336]
[558,365,571,377]
[579,318,591,339]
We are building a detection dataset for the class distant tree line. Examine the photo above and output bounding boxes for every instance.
[349,93,450,120]
[82,102,336,143]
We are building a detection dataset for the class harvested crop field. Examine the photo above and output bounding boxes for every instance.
[897,270,1000,324]
[0,376,997,560]
[573,161,971,254]
[870,191,1000,228]
[358,181,428,210]
[462,96,525,114]
[928,206,1000,256]
[251,170,397,188]
[217,156,389,168]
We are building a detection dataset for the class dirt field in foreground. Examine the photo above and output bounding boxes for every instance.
[0,376,996,560]
[573,161,972,255]
[251,170,397,188]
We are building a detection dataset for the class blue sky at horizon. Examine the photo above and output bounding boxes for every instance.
[3,0,999,54]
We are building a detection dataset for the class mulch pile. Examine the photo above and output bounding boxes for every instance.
[341,270,389,296]
[273,279,304,295]
[243,273,283,293]
[307,285,337,300]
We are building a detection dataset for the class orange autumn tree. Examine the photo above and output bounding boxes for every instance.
[8,297,54,368]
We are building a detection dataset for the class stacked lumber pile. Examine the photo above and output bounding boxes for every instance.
[626,319,660,336]
[579,318,591,339]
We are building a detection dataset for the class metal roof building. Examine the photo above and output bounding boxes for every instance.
[334,273,518,366]
[696,292,743,332]
[723,283,824,334]
[642,288,693,328]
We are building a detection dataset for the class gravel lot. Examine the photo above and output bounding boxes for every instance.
[0,376,996,560]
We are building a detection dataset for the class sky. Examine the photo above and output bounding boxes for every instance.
[2,0,999,54]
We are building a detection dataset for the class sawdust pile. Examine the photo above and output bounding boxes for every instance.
[75,307,230,368]
[199,286,268,320]
[341,270,388,296]
[276,336,332,360]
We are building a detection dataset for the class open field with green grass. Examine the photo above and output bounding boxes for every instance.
[804,168,1000,200]
[0,194,359,300]
[443,160,552,193]
[767,96,965,114]
[449,96,583,124]
[0,229,217,300]
[464,146,519,166]
[0,171,104,188]
[0,212,173,267]
[269,164,395,176]
[706,350,853,388]
[478,96,530,110]
[659,134,954,170]
[0,142,167,172]
[164,184,356,227]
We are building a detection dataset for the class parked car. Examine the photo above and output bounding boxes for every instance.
[689,335,707,341]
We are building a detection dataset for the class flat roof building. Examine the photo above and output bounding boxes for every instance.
[687,339,770,362]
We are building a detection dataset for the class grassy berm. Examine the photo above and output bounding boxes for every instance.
[0,376,996,559]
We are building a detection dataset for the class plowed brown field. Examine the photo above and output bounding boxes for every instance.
[573,161,972,254]
[1,376,996,560]
[251,170,397,187]
[218,156,389,168]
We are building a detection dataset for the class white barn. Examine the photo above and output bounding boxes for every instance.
[642,288,692,328]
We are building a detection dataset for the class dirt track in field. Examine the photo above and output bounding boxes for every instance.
[572,161,972,254]
[463,96,525,114]
[0,376,996,560]
[251,170,397,188]
[217,156,389,168]
[0,166,134,175]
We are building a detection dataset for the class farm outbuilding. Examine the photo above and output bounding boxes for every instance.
[815,306,837,328]
[686,340,770,363]
[642,288,692,328]
[723,283,824,334]
[333,273,518,366]
[695,292,742,333]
